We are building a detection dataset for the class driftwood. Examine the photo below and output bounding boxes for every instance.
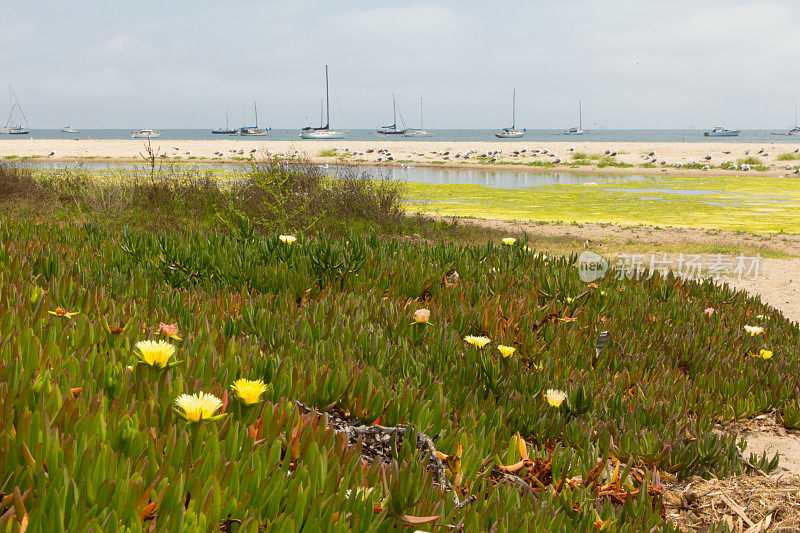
[294,401,475,508]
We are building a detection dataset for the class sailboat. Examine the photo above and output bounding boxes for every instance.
[301,65,346,139]
[561,101,585,135]
[771,105,800,136]
[61,111,79,133]
[377,94,406,134]
[212,108,237,134]
[238,102,270,136]
[2,85,31,135]
[495,88,525,138]
[404,98,434,137]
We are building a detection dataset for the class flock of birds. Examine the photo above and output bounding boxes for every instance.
[36,144,800,175]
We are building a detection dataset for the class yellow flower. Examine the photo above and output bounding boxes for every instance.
[174,392,223,423]
[744,325,764,336]
[501,237,516,246]
[48,307,79,318]
[758,349,773,359]
[545,389,567,408]
[414,308,431,324]
[498,345,516,358]
[279,235,297,244]
[135,340,176,368]
[565,297,575,304]
[464,335,491,348]
[231,378,268,405]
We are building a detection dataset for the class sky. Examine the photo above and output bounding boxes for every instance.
[2,0,799,130]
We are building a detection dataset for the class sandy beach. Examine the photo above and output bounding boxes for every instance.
[3,139,800,176]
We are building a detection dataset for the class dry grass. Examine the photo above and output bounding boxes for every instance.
[664,474,800,531]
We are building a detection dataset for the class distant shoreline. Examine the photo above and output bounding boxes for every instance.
[3,139,800,177]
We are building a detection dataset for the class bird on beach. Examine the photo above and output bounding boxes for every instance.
[794,148,799,153]
[703,155,712,160]
[757,148,764,154]
[744,150,749,155]
[648,151,655,157]
[48,151,54,157]
[723,151,731,155]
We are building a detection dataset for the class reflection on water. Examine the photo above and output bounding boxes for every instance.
[333,166,646,189]
[15,160,648,189]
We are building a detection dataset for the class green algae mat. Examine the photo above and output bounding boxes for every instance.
[407,174,800,234]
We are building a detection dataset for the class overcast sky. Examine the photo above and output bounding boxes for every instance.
[2,0,799,129]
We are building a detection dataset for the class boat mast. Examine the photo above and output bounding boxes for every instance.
[579,101,582,130]
[254,102,258,129]
[5,86,12,129]
[512,88,516,130]
[420,97,424,129]
[325,65,330,130]
[7,85,29,130]
[226,107,229,130]
[393,94,397,128]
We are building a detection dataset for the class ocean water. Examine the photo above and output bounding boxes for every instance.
[4,129,800,143]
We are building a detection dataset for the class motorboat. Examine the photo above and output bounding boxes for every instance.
[131,129,161,139]
[704,126,741,137]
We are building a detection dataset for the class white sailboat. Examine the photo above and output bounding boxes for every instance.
[60,110,79,133]
[301,65,346,139]
[495,88,525,138]
[238,102,270,136]
[561,101,585,135]
[2,85,31,135]
[404,98,434,137]
[377,94,406,134]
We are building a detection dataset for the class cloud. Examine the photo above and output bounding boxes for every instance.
[2,0,799,128]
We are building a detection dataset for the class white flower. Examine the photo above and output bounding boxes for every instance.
[464,335,491,348]
[744,325,764,336]
[545,389,567,407]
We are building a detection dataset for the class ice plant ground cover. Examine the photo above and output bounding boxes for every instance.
[0,219,798,531]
